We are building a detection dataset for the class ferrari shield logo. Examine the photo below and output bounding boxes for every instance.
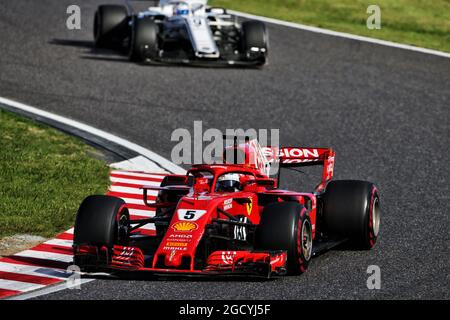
[169,250,176,261]
[246,197,253,215]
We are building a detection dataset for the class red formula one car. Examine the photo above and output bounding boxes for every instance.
[73,138,380,277]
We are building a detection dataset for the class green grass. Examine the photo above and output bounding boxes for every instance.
[0,109,110,239]
[210,0,450,53]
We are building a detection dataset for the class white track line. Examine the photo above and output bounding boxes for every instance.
[110,170,167,179]
[110,156,171,173]
[135,224,156,231]
[43,239,73,248]
[0,279,46,292]
[109,185,159,196]
[0,97,187,174]
[14,250,73,263]
[229,10,450,59]
[115,197,149,205]
[7,279,95,300]
[109,177,165,186]
[0,262,70,280]
[129,209,155,218]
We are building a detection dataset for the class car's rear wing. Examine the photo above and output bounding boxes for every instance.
[221,136,335,192]
[262,147,335,192]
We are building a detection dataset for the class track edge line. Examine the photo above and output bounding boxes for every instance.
[230,10,450,59]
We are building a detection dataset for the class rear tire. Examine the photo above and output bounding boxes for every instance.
[323,180,380,249]
[94,5,128,48]
[241,20,268,65]
[129,16,159,62]
[255,202,312,274]
[74,195,130,247]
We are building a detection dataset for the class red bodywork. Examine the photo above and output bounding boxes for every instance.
[74,141,335,277]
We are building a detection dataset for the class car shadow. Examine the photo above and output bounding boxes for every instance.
[331,241,372,252]
[49,39,94,49]
[80,56,131,64]
[49,38,263,70]
[81,271,277,283]
[49,38,128,56]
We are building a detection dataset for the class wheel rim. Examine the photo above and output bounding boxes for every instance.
[372,197,381,237]
[301,219,313,261]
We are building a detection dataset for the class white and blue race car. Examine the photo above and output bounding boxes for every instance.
[94,0,268,66]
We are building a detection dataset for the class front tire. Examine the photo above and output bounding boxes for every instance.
[241,20,268,65]
[323,180,380,249]
[74,195,130,248]
[255,202,312,274]
[129,16,159,62]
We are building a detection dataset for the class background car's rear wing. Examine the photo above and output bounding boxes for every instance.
[262,147,335,192]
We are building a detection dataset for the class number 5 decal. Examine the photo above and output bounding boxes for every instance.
[183,210,195,220]
[177,209,207,221]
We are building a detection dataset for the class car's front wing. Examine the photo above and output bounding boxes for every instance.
[74,245,287,278]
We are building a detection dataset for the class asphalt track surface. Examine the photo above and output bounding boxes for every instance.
[1,0,449,299]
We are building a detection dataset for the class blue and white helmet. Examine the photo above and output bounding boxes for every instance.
[174,2,190,15]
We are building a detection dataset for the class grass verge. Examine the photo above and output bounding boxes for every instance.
[211,0,450,53]
[0,109,110,240]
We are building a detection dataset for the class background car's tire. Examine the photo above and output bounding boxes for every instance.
[74,195,130,247]
[323,180,380,249]
[94,5,128,48]
[241,20,268,65]
[129,16,159,62]
[255,202,312,274]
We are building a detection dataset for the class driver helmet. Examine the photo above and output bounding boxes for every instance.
[216,173,242,193]
[174,2,190,15]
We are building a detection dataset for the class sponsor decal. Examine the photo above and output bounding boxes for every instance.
[281,148,319,158]
[165,242,188,247]
[223,198,233,210]
[117,247,135,259]
[165,235,192,249]
[262,147,321,163]
[281,158,319,164]
[169,234,193,239]
[221,251,237,265]
[172,221,198,232]
[164,246,187,251]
